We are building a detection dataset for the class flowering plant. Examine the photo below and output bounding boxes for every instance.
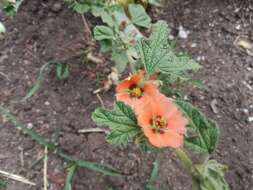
[92,21,229,190]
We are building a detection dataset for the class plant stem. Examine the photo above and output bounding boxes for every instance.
[126,49,136,73]
[174,148,194,175]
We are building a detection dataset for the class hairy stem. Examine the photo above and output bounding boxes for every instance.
[174,148,194,175]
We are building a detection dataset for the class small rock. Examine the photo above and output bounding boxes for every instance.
[190,43,197,48]
[248,117,253,123]
[178,25,190,39]
[210,99,219,114]
[51,2,63,13]
[235,24,241,30]
[45,101,50,106]
[27,122,34,129]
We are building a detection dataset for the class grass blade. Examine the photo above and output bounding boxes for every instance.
[0,106,122,177]
[20,60,68,102]
[0,106,56,150]
[58,151,122,177]
[146,159,159,190]
[64,164,77,190]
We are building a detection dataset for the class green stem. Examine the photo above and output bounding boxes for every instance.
[175,148,201,190]
[174,148,194,175]
[126,49,136,73]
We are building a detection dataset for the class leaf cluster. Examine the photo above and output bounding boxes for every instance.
[93,3,151,73]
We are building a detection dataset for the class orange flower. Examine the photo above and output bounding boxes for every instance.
[138,94,188,148]
[116,71,158,114]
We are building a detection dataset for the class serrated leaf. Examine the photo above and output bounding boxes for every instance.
[159,54,201,73]
[137,21,169,74]
[94,25,114,41]
[129,4,151,28]
[195,160,230,190]
[92,101,140,145]
[106,127,139,145]
[176,100,219,154]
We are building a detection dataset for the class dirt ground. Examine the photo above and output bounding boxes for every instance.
[0,0,253,190]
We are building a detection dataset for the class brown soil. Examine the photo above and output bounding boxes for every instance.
[0,0,252,190]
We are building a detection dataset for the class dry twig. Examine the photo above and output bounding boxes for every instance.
[78,128,110,134]
[0,170,36,186]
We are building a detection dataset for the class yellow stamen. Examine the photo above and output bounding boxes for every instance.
[130,87,142,98]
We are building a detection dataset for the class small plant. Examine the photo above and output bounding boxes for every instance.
[92,21,229,190]
[1,0,231,189]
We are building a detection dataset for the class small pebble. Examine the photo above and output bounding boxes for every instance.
[51,2,63,13]
[178,25,190,39]
[190,43,197,48]
[27,123,34,129]
[45,101,50,106]
[248,117,253,123]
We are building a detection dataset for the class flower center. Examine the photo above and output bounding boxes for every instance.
[129,85,143,98]
[151,116,167,134]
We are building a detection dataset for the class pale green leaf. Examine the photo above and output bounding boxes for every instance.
[159,54,202,73]
[137,21,169,74]
[129,4,151,28]
[176,100,219,154]
[112,51,128,73]
[195,160,230,190]
[148,0,162,6]
[73,3,90,14]
[94,25,114,41]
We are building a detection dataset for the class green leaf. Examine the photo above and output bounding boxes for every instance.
[64,164,77,190]
[73,3,90,14]
[148,0,162,6]
[56,63,69,80]
[92,101,140,145]
[111,51,128,73]
[159,54,201,73]
[94,25,114,41]
[99,39,112,52]
[129,4,151,28]
[176,100,219,154]
[194,160,230,190]
[137,21,169,74]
